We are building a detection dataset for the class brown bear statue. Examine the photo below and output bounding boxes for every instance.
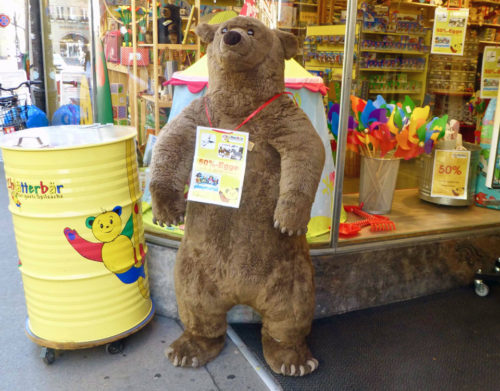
[150,16,325,377]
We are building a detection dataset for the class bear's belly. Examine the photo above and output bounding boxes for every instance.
[102,236,135,274]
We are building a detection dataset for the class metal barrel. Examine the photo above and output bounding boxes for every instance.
[2,125,153,347]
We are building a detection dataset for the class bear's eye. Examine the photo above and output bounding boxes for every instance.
[247,29,254,36]
[110,219,113,224]
[100,224,103,229]
[221,27,228,34]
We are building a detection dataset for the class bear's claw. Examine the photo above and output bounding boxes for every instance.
[152,217,163,227]
[279,359,318,376]
[273,220,307,237]
[153,216,184,228]
[307,358,319,371]
[170,353,198,368]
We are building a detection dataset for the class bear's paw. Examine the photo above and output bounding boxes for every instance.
[150,185,186,227]
[262,334,319,377]
[165,331,225,368]
[273,191,313,236]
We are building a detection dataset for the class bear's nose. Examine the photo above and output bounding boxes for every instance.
[223,31,241,46]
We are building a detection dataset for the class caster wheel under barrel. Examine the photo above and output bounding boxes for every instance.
[41,347,56,365]
[474,279,490,297]
[106,339,125,355]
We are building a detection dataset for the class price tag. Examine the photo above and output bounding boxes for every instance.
[188,126,249,208]
[430,150,470,199]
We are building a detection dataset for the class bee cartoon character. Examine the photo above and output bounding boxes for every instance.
[63,204,149,298]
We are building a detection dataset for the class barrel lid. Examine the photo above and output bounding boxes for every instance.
[0,124,136,151]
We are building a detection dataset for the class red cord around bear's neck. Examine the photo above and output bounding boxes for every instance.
[204,91,296,131]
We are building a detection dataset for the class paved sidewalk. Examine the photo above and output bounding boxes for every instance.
[0,163,268,391]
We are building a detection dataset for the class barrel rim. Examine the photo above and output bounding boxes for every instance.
[0,125,136,152]
[24,301,155,349]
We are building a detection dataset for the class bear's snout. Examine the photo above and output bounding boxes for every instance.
[223,31,241,46]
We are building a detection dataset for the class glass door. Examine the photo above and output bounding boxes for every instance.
[40,0,92,122]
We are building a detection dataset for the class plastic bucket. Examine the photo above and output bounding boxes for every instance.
[418,141,481,206]
[1,125,154,348]
[359,155,400,214]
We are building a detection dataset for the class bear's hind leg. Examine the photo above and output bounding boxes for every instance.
[257,256,318,376]
[168,256,230,368]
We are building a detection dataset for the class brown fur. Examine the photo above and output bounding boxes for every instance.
[150,16,325,376]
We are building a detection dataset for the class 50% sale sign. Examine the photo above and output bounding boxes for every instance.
[430,150,471,199]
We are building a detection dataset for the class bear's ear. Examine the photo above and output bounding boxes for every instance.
[273,29,298,60]
[86,216,95,229]
[113,206,122,216]
[196,23,219,44]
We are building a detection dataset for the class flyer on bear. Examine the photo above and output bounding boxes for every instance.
[188,126,249,208]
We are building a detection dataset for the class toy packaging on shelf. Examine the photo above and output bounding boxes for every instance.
[120,47,149,66]
[360,34,429,52]
[104,31,122,63]
[360,2,427,35]
[303,25,354,81]
[111,83,128,125]
[476,98,500,210]
[358,1,431,105]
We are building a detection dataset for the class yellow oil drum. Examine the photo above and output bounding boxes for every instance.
[1,125,154,349]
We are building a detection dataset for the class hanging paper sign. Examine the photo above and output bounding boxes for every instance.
[188,126,249,208]
[430,150,470,199]
[480,46,500,99]
[431,7,469,56]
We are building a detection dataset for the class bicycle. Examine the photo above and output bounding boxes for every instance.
[0,80,43,134]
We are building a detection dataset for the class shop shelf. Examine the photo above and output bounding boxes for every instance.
[139,94,172,108]
[479,41,500,46]
[359,68,425,72]
[294,2,318,6]
[360,49,429,55]
[139,43,200,49]
[369,89,422,94]
[305,63,343,69]
[397,1,437,7]
[469,23,500,28]
[106,63,130,74]
[470,0,500,4]
[278,26,307,30]
[361,30,427,37]
[141,43,200,51]
[429,90,474,96]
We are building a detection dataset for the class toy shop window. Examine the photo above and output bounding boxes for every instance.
[327,0,500,249]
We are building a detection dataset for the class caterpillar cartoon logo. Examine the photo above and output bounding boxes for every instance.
[6,177,64,200]
[63,204,149,298]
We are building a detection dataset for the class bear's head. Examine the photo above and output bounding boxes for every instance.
[196,16,298,75]
[86,206,123,243]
